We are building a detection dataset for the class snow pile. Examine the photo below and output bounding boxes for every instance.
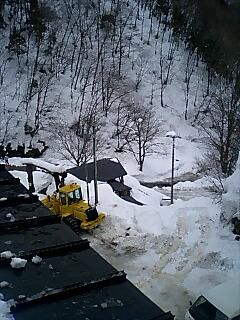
[10,258,27,269]
[221,153,240,222]
[32,256,42,264]
[170,176,220,191]
[0,252,14,259]
[0,283,9,289]
[0,300,13,320]
[5,214,15,222]
[124,175,163,205]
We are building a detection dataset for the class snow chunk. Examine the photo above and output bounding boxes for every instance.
[0,251,15,259]
[17,194,29,198]
[4,241,12,245]
[0,299,13,320]
[173,177,220,191]
[32,255,42,264]
[10,257,27,269]
[101,302,108,309]
[5,213,15,222]
[0,281,9,288]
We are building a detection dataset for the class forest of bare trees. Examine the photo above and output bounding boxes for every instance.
[0,0,239,174]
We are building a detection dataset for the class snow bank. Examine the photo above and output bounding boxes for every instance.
[221,153,240,222]
[124,175,163,205]
[0,300,13,320]
[171,176,220,191]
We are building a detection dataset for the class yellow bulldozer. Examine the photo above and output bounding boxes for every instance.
[42,183,105,230]
[4,161,105,231]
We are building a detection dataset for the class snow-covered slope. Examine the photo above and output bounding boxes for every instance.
[1,0,239,319]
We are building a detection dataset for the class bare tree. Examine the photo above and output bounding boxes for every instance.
[52,108,104,166]
[183,50,197,120]
[134,55,148,92]
[112,100,132,152]
[125,106,161,171]
[24,72,54,139]
[158,29,177,108]
[198,75,240,176]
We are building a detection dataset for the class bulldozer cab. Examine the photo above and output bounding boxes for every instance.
[59,184,83,207]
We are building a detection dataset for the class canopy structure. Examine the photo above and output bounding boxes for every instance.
[67,158,127,183]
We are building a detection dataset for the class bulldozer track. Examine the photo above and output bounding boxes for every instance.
[63,215,82,235]
[0,165,174,320]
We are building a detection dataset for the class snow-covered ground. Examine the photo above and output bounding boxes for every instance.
[0,0,239,318]
[1,155,239,320]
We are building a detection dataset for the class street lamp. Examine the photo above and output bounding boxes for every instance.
[165,131,181,204]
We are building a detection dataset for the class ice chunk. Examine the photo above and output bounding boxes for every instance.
[0,281,9,288]
[0,251,14,259]
[32,255,42,264]
[10,257,27,269]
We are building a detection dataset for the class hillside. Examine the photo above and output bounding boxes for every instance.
[0,1,240,319]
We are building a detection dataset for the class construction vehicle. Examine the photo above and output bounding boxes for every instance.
[3,160,105,230]
[42,182,105,230]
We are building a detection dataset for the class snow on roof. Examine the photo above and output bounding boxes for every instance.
[165,131,178,138]
[203,279,240,319]
[18,158,66,173]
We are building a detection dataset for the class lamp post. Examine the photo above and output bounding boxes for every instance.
[92,122,98,206]
[165,131,181,205]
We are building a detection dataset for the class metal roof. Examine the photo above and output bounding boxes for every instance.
[67,158,127,183]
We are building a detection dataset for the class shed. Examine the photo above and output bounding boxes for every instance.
[67,158,127,183]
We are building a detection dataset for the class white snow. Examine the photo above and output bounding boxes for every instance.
[221,153,240,222]
[165,131,179,138]
[6,157,240,319]
[0,251,14,259]
[0,283,9,289]
[8,158,66,174]
[0,1,239,319]
[10,258,27,269]
[0,300,13,320]
[169,176,220,191]
[31,256,42,264]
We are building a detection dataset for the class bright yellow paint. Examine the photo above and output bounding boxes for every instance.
[59,183,80,193]
[41,183,105,230]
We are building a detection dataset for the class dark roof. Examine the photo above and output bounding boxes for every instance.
[67,158,127,183]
